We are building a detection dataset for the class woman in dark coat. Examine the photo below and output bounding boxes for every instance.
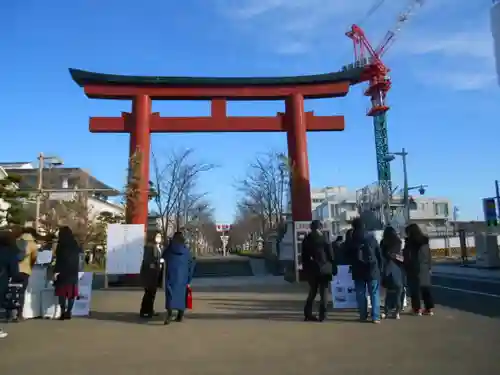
[403,223,434,316]
[380,226,404,319]
[139,232,162,318]
[162,232,195,325]
[0,231,20,338]
[53,226,81,320]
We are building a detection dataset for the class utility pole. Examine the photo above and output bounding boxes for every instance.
[35,153,44,232]
[401,148,410,224]
[495,180,500,221]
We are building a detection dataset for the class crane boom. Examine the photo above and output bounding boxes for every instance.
[375,0,425,58]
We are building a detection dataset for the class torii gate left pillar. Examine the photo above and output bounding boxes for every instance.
[127,95,151,226]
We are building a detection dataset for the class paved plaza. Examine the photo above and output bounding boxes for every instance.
[1,281,499,375]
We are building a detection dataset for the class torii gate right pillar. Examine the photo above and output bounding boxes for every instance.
[286,93,312,222]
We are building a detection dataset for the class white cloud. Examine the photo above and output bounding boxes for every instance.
[217,0,496,90]
[415,69,496,91]
[218,0,379,55]
[400,31,494,60]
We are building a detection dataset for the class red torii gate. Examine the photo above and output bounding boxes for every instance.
[69,68,362,226]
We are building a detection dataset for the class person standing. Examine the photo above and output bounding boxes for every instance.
[380,226,404,319]
[346,218,383,323]
[403,223,434,316]
[162,232,195,325]
[331,235,346,265]
[53,226,81,320]
[12,227,39,322]
[301,220,335,322]
[0,231,20,338]
[139,232,162,318]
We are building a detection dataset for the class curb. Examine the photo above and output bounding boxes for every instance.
[432,272,500,282]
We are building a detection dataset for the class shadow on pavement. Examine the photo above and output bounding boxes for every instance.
[87,311,159,325]
[206,297,361,323]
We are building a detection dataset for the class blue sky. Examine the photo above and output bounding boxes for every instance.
[0,0,497,222]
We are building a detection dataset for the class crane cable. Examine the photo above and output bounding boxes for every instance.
[354,0,386,27]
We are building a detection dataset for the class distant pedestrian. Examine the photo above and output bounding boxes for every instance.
[346,218,383,323]
[380,226,404,319]
[403,224,434,316]
[301,220,335,322]
[53,226,81,320]
[162,232,195,325]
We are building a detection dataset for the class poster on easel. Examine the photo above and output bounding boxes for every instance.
[331,265,373,309]
[42,272,94,319]
[106,224,145,275]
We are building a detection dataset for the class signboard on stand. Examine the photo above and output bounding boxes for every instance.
[330,265,357,309]
[42,272,94,319]
[106,224,145,275]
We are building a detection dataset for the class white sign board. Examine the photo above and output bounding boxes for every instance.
[106,224,145,275]
[331,265,358,309]
[42,272,94,318]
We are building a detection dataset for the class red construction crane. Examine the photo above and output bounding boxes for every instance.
[345,0,425,115]
[342,0,425,196]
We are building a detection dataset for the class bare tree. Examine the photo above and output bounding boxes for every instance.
[37,170,105,248]
[228,204,263,249]
[151,148,216,239]
[237,151,289,232]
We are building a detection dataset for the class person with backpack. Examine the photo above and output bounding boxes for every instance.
[346,218,383,323]
[301,220,336,322]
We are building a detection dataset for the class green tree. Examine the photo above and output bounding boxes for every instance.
[0,173,29,228]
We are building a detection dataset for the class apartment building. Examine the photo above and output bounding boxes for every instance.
[311,186,452,234]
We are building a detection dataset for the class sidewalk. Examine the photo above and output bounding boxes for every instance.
[3,284,500,375]
[432,264,500,281]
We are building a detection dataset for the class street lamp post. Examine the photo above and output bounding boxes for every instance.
[34,153,64,232]
[384,148,427,227]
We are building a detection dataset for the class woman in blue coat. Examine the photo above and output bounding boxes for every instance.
[162,232,195,325]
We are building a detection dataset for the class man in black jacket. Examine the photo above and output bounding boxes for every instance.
[301,220,335,322]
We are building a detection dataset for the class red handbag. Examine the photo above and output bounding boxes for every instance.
[186,285,193,310]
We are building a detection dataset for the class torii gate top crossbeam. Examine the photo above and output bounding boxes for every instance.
[69,68,363,100]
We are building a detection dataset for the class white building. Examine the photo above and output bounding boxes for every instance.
[0,163,124,223]
[311,186,452,235]
[311,186,350,211]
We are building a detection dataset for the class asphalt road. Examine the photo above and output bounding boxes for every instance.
[431,274,500,318]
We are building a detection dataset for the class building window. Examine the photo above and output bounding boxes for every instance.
[312,198,323,204]
[434,203,449,216]
[330,204,338,218]
[409,201,417,210]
